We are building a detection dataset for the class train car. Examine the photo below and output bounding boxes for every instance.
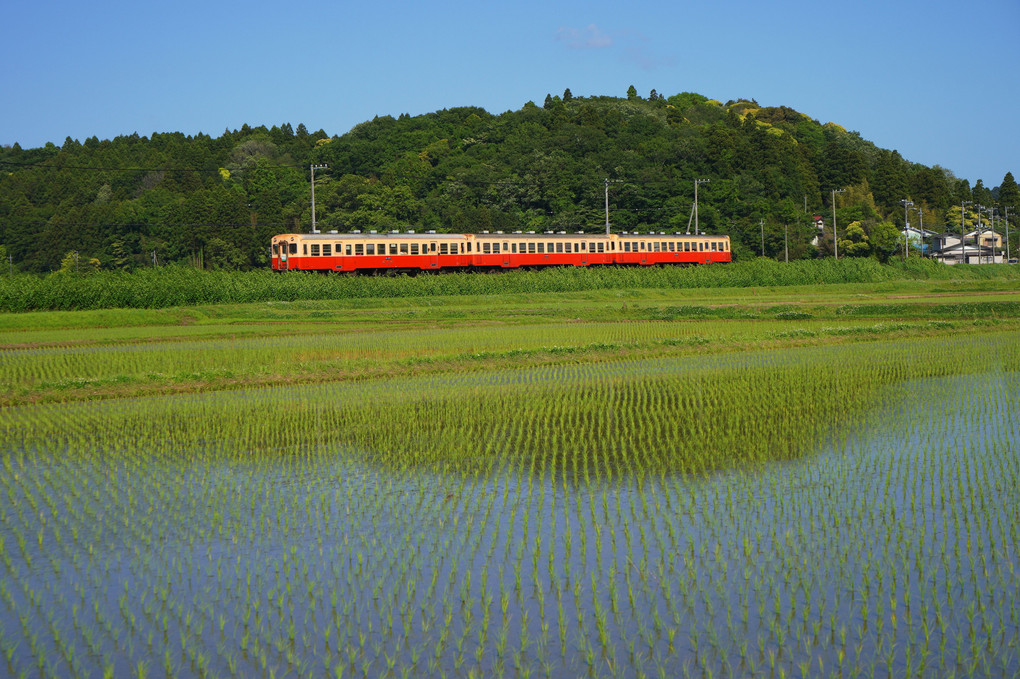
[271,229,730,273]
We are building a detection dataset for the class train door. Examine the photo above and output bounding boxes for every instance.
[502,242,511,267]
[278,242,290,270]
[429,241,439,268]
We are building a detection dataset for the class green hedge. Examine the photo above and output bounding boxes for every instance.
[1,259,1016,312]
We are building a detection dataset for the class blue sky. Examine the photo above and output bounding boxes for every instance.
[3,0,1018,188]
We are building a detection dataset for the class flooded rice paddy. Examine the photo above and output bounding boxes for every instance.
[1,335,1018,678]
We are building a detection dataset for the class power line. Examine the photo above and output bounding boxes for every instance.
[0,159,310,173]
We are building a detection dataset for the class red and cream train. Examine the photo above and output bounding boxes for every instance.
[271,229,730,273]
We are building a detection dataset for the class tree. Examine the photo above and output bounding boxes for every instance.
[57,251,101,275]
[998,171,1019,212]
[626,85,638,101]
[972,179,993,207]
[838,221,870,257]
[562,88,573,102]
[868,221,901,262]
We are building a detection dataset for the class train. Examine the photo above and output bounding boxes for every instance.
[271,229,731,273]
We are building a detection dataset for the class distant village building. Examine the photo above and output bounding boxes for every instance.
[931,228,1004,265]
[810,216,825,248]
[900,225,938,256]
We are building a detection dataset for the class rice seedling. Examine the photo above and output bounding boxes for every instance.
[0,288,1018,677]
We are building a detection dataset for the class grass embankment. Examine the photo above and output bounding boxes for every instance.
[1,257,1018,312]
[1,279,1019,407]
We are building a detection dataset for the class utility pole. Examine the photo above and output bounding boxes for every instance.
[960,200,972,264]
[604,178,623,235]
[310,164,328,234]
[831,188,845,259]
[916,207,925,257]
[900,199,914,258]
[1005,206,1014,263]
[694,179,710,235]
[760,219,765,257]
[784,223,789,263]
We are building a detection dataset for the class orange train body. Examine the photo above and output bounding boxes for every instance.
[271,230,731,272]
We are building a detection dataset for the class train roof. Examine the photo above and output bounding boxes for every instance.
[275,230,728,240]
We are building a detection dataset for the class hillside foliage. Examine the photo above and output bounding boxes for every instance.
[0,91,1013,272]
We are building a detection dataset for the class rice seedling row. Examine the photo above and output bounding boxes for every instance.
[1,327,1018,677]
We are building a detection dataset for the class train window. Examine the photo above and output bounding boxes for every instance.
[310,244,320,256]
[411,244,419,255]
[682,242,689,252]
[483,243,490,254]
[345,244,352,255]
[289,243,297,254]
[400,243,408,255]
[625,242,631,252]
[303,244,308,255]
[440,243,448,255]
[430,243,436,252]
[669,242,675,252]
[652,242,659,253]
[527,242,535,254]
[366,244,375,255]
[556,242,563,253]
[355,244,364,256]
[389,244,397,255]
[597,243,604,253]
[537,243,544,254]
[323,244,332,256]
[711,242,717,251]
[503,242,509,252]
[493,243,500,254]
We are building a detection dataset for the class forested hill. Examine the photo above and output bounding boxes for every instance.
[2,91,1017,272]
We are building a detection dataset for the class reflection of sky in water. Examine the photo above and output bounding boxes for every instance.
[1,370,1017,678]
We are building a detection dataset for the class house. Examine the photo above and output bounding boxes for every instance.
[899,226,939,255]
[930,228,1004,264]
[933,241,1003,265]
